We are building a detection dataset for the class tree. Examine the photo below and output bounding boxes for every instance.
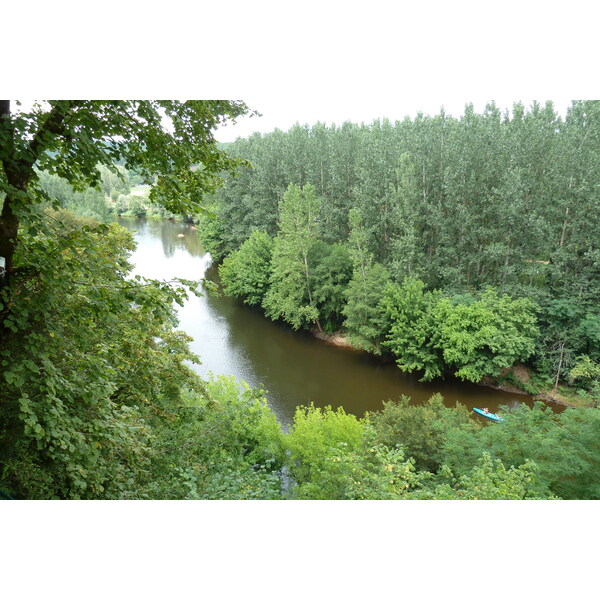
[36,169,112,222]
[283,403,426,500]
[219,230,274,306]
[0,99,253,272]
[0,210,205,498]
[568,355,600,397]
[307,240,353,332]
[380,277,445,380]
[262,183,322,330]
[288,438,423,500]
[441,402,600,499]
[368,393,478,473]
[147,376,284,500]
[97,163,131,200]
[343,263,390,353]
[342,208,391,353]
[388,153,425,281]
[434,287,539,382]
[415,453,547,500]
[283,403,365,488]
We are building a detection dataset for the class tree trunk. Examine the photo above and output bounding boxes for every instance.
[0,197,20,272]
[0,100,69,271]
[303,250,322,333]
[501,252,510,285]
[559,206,569,248]
[0,100,17,271]
[554,341,565,389]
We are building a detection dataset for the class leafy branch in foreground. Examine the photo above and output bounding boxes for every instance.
[0,211,204,498]
[1,99,254,271]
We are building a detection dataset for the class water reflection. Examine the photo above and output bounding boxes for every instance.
[118,217,548,425]
[122,217,205,259]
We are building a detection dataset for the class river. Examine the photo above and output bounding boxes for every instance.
[118,217,541,425]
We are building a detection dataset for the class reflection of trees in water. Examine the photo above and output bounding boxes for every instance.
[160,225,177,259]
[204,263,220,285]
[118,217,205,259]
[180,228,204,257]
[204,290,317,391]
[161,221,204,258]
[118,216,146,236]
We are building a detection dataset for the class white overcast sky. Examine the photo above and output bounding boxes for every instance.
[6,1,597,144]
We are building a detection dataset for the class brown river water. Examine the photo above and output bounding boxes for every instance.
[118,217,547,425]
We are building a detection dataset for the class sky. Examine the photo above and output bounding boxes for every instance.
[6,2,596,146]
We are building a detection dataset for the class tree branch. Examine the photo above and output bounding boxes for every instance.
[24,101,72,169]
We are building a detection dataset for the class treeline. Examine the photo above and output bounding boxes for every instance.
[200,101,600,400]
[35,165,183,222]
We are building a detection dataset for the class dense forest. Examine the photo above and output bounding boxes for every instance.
[1,100,600,500]
[199,101,600,402]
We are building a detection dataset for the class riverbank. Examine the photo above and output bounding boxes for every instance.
[480,364,596,408]
[310,327,353,348]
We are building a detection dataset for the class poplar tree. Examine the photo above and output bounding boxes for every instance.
[262,183,322,330]
[343,208,391,353]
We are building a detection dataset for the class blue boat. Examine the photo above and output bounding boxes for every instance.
[473,407,504,422]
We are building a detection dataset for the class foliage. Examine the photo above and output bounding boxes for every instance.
[368,393,478,472]
[380,277,445,379]
[547,407,600,498]
[342,208,392,352]
[262,183,322,329]
[307,240,353,332]
[143,377,285,500]
[283,403,365,485]
[568,355,600,389]
[115,193,147,218]
[381,283,539,382]
[36,169,113,223]
[97,163,131,200]
[342,261,391,352]
[279,397,600,500]
[434,288,540,382]
[195,197,230,261]
[533,297,600,387]
[289,437,425,500]
[0,210,203,498]
[219,230,274,306]
[443,402,600,499]
[283,404,427,499]
[414,453,549,500]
